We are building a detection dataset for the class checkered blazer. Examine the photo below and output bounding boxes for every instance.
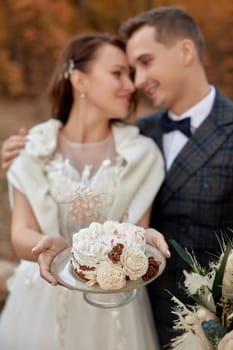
[136,88,233,345]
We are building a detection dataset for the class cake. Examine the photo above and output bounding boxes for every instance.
[71,220,161,290]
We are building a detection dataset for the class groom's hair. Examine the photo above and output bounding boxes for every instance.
[120,6,205,63]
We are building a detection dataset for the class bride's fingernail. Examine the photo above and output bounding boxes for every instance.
[167,250,171,258]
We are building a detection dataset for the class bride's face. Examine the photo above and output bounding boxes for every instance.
[81,44,135,120]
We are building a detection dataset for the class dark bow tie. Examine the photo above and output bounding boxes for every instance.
[161,112,191,138]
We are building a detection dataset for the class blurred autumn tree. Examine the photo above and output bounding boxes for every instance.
[0,0,232,99]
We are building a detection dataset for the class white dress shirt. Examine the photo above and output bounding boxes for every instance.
[163,85,216,170]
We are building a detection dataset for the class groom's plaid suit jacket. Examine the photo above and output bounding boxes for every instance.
[136,88,233,346]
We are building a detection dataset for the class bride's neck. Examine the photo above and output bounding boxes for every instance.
[61,104,111,144]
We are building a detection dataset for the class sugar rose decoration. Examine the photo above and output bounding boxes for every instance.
[71,220,162,291]
[121,247,148,280]
[96,262,126,290]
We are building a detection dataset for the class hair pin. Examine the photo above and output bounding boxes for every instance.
[64,59,76,79]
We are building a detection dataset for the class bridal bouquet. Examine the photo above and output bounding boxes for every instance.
[169,239,233,350]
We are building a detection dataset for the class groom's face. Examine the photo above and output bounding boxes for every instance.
[126,25,187,112]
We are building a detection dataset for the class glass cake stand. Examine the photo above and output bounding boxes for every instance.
[83,289,137,308]
[51,246,166,308]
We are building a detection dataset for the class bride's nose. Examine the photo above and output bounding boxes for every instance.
[125,77,135,93]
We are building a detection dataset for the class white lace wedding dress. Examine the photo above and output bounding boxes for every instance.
[0,120,163,350]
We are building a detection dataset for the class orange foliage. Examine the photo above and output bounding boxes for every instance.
[0,0,75,96]
[0,0,232,99]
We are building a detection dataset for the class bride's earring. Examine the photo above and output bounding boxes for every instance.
[80,93,86,99]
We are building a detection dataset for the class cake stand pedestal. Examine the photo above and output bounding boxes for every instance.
[83,289,137,308]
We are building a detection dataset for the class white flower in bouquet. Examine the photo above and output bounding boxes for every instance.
[170,296,216,350]
[183,270,212,295]
[218,330,233,350]
[183,270,216,312]
[222,252,233,297]
[171,332,212,350]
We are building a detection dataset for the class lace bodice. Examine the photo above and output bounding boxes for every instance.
[44,133,125,243]
[58,132,116,175]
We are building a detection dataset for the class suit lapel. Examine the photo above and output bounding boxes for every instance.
[158,89,233,206]
[142,111,164,152]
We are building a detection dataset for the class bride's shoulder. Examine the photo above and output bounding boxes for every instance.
[25,118,62,158]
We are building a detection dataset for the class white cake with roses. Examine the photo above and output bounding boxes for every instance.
[71,220,161,290]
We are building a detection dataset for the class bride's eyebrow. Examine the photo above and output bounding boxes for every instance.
[111,64,130,73]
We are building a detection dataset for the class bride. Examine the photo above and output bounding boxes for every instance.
[0,32,169,350]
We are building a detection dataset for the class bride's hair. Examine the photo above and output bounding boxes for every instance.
[47,33,126,125]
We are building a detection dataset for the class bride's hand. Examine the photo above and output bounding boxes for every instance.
[32,235,69,285]
[145,228,171,259]
[1,128,27,170]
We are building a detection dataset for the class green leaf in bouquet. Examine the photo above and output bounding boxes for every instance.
[169,239,207,275]
[169,239,194,267]
[212,243,231,306]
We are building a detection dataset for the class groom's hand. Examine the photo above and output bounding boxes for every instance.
[1,128,28,170]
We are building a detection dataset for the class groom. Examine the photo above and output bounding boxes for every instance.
[120,6,233,348]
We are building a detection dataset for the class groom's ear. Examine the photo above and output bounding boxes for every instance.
[179,39,196,66]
